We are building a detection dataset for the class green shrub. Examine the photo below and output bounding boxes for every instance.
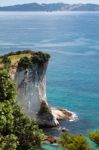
[0,134,18,150]
[13,104,44,150]
[0,70,44,150]
[58,132,91,150]
[2,56,11,69]
[0,70,16,102]
[88,130,99,146]
[31,51,50,65]
[18,57,32,71]
[3,50,33,57]
[17,51,50,70]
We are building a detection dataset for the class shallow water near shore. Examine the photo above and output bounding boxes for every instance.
[42,144,62,150]
[0,11,99,149]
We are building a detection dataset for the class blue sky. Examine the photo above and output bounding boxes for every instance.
[0,0,99,6]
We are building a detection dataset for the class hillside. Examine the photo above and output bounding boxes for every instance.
[0,3,99,11]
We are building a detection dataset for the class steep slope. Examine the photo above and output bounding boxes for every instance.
[0,50,77,127]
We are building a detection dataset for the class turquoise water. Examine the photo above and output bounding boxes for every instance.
[0,11,99,149]
[42,144,62,150]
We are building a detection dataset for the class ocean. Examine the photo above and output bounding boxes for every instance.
[0,11,99,149]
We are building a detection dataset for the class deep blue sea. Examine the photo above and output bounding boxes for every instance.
[0,11,99,139]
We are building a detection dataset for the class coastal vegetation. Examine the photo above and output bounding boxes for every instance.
[58,131,99,150]
[2,56,11,70]
[0,50,50,70]
[58,132,91,150]
[18,51,50,70]
[0,51,99,150]
[88,130,99,146]
[0,70,44,149]
[18,57,32,71]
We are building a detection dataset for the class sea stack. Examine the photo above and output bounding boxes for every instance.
[9,51,59,127]
[1,50,76,127]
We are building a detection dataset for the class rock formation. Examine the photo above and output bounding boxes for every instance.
[9,51,59,127]
[1,50,77,127]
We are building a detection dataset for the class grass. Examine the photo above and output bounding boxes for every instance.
[9,53,32,64]
[0,50,50,69]
[0,53,32,69]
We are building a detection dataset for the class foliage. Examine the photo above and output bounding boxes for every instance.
[2,56,11,69]
[18,57,32,70]
[0,134,18,150]
[13,104,44,150]
[0,70,44,150]
[1,50,33,58]
[88,130,99,146]
[0,70,16,102]
[0,101,14,135]
[0,50,50,70]
[58,132,91,150]
[17,51,50,70]
[31,51,50,65]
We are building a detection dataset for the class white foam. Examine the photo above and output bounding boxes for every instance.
[69,112,78,122]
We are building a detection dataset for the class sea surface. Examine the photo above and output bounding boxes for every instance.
[0,11,99,149]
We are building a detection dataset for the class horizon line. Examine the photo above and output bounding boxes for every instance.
[0,2,99,7]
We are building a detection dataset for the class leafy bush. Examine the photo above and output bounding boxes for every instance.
[2,56,11,69]
[0,70,16,102]
[0,134,18,150]
[31,51,50,65]
[18,57,32,71]
[17,51,50,70]
[88,130,99,146]
[13,104,44,150]
[2,50,33,57]
[0,70,44,149]
[58,132,91,150]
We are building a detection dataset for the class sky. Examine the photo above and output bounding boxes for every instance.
[0,0,99,6]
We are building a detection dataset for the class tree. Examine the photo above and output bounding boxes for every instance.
[0,70,16,102]
[58,132,91,150]
[0,70,44,150]
[13,104,44,150]
[0,134,18,150]
[0,70,16,135]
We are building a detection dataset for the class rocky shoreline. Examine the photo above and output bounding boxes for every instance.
[51,107,78,121]
[1,51,78,128]
[37,106,78,127]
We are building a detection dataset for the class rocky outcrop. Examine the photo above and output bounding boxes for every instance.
[37,101,59,127]
[51,108,78,121]
[8,51,59,127]
[8,51,77,127]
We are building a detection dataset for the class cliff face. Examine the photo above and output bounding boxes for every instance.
[16,62,48,118]
[6,51,76,127]
[8,51,59,127]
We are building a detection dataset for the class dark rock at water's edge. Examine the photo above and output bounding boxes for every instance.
[43,135,58,144]
[37,101,59,127]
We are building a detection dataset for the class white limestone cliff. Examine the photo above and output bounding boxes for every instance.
[9,51,77,127]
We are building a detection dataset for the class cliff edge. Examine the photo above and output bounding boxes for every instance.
[0,50,77,127]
